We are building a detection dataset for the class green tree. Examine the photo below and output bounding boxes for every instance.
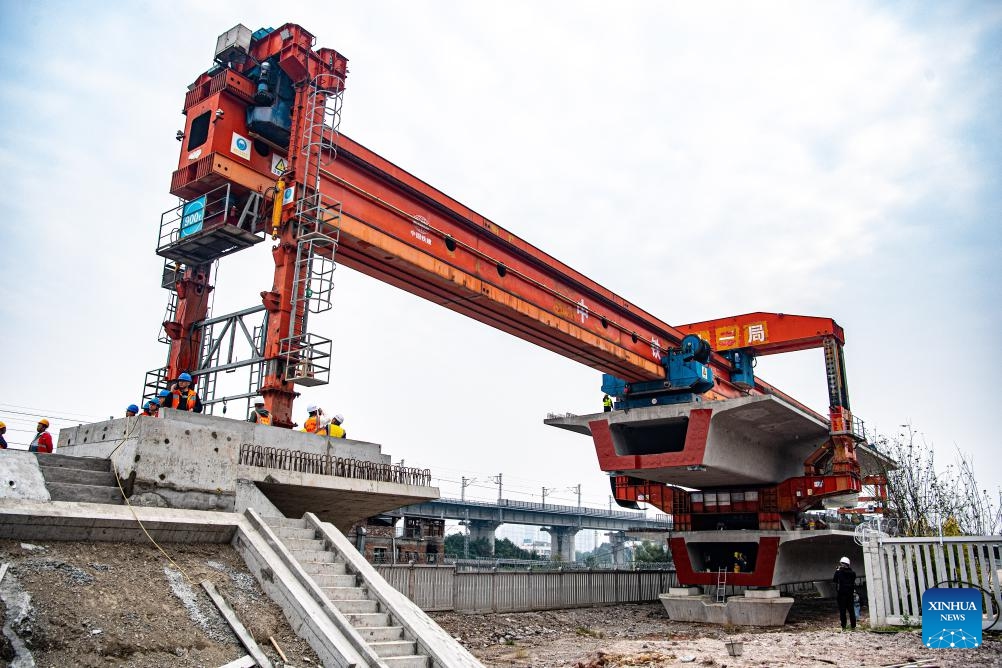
[633,540,670,563]
[494,537,537,560]
[577,542,614,564]
[444,534,542,559]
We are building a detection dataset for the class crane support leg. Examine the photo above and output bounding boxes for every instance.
[164,264,213,381]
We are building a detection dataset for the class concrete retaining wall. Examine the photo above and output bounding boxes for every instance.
[0,450,50,502]
[52,412,439,527]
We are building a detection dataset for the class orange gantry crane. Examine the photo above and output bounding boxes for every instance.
[151,24,869,578]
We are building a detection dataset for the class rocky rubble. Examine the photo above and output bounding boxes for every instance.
[0,540,321,667]
[431,601,1002,667]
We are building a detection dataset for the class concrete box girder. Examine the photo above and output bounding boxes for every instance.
[545,395,830,487]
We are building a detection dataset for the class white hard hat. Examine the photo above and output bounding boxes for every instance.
[306,404,318,413]
[253,395,265,405]
[333,414,344,424]
[840,556,850,565]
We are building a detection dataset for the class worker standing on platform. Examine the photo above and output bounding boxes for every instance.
[0,421,7,449]
[834,556,857,630]
[248,395,272,425]
[29,419,54,453]
[126,404,139,418]
[169,372,203,413]
[603,394,613,412]
[141,399,160,417]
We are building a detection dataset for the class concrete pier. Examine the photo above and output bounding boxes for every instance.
[542,526,579,562]
[466,520,501,555]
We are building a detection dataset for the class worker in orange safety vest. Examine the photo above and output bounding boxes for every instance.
[169,372,203,413]
[29,419,54,453]
[248,395,272,425]
[141,399,160,417]
[301,405,322,433]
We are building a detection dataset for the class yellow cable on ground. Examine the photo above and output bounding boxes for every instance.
[107,416,196,585]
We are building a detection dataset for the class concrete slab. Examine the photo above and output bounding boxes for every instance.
[0,499,239,543]
[55,412,439,528]
[545,394,829,487]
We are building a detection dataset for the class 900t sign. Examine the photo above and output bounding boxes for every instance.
[179,196,207,238]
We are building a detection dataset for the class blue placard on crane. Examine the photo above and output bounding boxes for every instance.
[179,196,207,238]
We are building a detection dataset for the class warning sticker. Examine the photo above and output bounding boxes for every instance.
[271,153,288,176]
[282,184,295,207]
[230,132,251,160]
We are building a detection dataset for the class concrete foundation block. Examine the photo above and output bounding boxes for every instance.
[667,587,703,596]
[743,588,781,599]
[659,594,716,623]
[659,593,795,626]
[725,595,794,626]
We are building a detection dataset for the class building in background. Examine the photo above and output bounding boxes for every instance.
[350,515,445,564]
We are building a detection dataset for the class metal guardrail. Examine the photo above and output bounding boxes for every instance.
[444,558,676,572]
[238,444,433,486]
[429,497,669,524]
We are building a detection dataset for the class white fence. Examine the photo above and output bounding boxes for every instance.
[862,535,1002,629]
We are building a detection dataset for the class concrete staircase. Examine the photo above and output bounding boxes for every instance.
[265,516,429,667]
[37,454,122,505]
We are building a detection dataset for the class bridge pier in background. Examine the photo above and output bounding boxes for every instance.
[543,526,579,563]
[607,531,628,566]
[466,520,501,556]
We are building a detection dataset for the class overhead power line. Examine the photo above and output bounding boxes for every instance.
[0,403,106,421]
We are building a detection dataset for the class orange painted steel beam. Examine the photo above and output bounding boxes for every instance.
[303,135,825,415]
[677,312,845,356]
[163,24,828,425]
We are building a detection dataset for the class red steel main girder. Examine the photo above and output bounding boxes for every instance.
[312,135,819,417]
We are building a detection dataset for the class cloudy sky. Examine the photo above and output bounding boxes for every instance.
[1,2,1000,526]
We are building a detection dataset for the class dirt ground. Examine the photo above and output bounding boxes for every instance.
[0,540,320,668]
[2,541,1000,668]
[431,599,1002,667]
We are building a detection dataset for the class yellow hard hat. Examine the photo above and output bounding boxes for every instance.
[38,418,50,427]
[0,421,6,429]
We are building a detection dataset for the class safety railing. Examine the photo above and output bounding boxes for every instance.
[238,443,432,486]
[156,183,264,265]
[428,497,668,524]
[157,183,237,251]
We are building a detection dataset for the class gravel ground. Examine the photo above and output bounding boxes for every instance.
[0,540,320,668]
[431,600,1002,667]
[2,540,999,667]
